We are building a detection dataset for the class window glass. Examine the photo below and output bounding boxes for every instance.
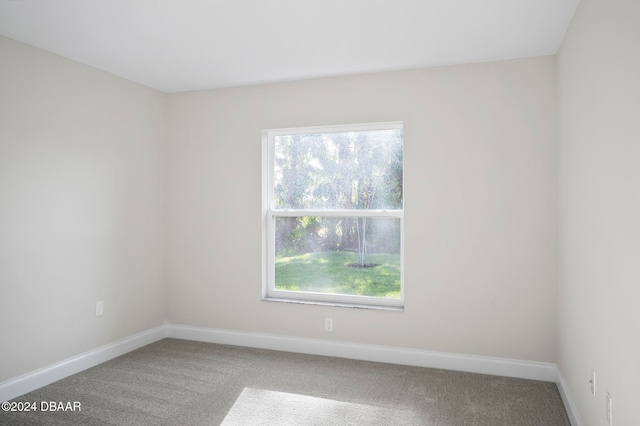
[274,129,403,210]
[264,123,404,308]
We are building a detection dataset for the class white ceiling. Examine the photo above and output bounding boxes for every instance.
[0,0,579,93]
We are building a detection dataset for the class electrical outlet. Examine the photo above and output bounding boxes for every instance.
[96,301,104,316]
[324,317,333,332]
[606,392,612,425]
[590,369,596,396]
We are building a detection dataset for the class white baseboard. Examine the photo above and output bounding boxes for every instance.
[0,325,167,403]
[556,368,583,426]
[166,324,557,382]
[1,323,565,413]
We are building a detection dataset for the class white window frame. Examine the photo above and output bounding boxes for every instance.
[262,121,404,309]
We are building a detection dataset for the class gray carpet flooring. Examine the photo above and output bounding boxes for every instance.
[1,338,570,425]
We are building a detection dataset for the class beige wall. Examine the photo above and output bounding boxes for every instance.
[4,4,638,421]
[0,37,168,382]
[0,33,560,387]
[557,0,640,424]
[167,56,558,362]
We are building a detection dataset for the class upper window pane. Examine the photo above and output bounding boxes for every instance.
[274,129,403,210]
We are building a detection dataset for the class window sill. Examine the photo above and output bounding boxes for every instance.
[262,297,404,312]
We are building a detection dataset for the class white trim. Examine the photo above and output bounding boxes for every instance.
[166,324,557,382]
[556,368,584,426]
[1,323,573,418]
[261,296,404,311]
[271,209,404,218]
[261,129,270,302]
[0,325,166,403]
[266,289,404,308]
[263,122,405,309]
[264,121,403,137]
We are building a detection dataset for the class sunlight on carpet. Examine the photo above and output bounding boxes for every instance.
[221,388,422,426]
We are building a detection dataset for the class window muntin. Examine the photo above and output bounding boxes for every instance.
[264,122,404,308]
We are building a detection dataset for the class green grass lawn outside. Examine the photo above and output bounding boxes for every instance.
[275,251,401,298]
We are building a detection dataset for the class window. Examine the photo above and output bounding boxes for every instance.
[262,122,404,309]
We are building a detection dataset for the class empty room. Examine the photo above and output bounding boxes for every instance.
[0,0,638,425]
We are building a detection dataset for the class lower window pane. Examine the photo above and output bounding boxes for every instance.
[274,216,401,298]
